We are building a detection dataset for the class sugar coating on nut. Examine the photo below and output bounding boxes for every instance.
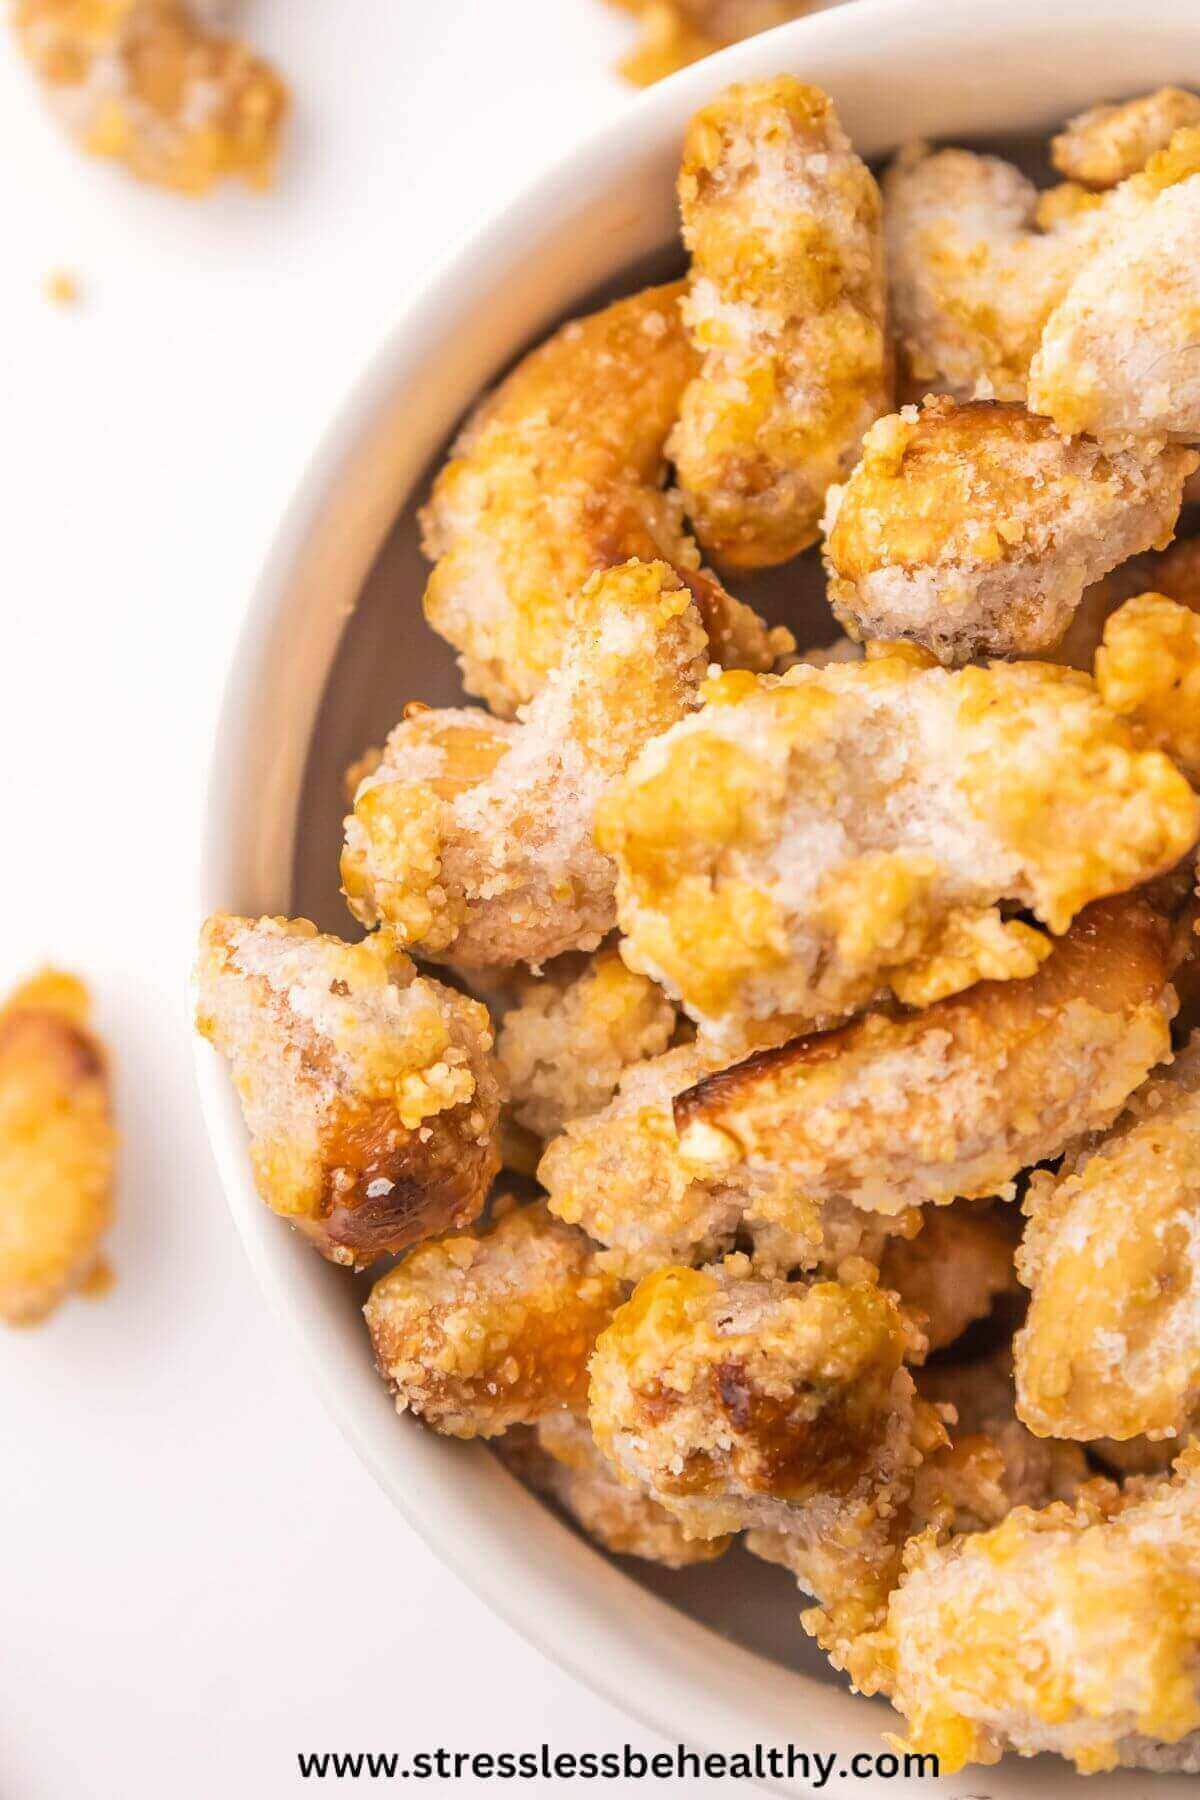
[496,946,676,1142]
[540,1035,918,1282]
[194,914,501,1268]
[597,652,1198,1038]
[879,1202,1019,1354]
[877,1447,1200,1774]
[884,125,1200,405]
[1016,1036,1200,1444]
[503,1410,730,1567]
[1052,89,1200,189]
[672,896,1175,1220]
[823,398,1195,664]
[342,561,713,970]
[420,287,782,714]
[1029,166,1200,447]
[365,1201,623,1438]
[14,0,287,193]
[591,1260,944,1668]
[669,77,890,569]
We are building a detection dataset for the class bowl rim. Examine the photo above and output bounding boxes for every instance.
[195,3,1200,1791]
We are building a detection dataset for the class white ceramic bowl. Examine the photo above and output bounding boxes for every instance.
[197,3,1200,1790]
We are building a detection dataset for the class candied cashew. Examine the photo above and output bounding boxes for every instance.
[822,398,1195,664]
[14,0,287,193]
[538,1042,754,1280]
[885,124,1200,406]
[590,1262,932,1537]
[364,1200,716,1565]
[756,1344,1093,1687]
[0,970,115,1325]
[420,287,783,715]
[342,561,711,969]
[1016,1038,1200,1444]
[590,1260,944,1666]
[365,1201,623,1438]
[670,78,890,568]
[1029,162,1200,447]
[1095,592,1200,779]
[673,896,1176,1219]
[876,1447,1200,1774]
[501,1412,729,1567]
[915,1349,1092,1535]
[883,141,1111,403]
[596,652,1198,1039]
[879,1202,1019,1354]
[194,915,501,1268]
[538,1037,918,1283]
[496,946,676,1142]
[1053,89,1200,190]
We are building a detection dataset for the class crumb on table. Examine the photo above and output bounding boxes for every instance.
[43,268,81,306]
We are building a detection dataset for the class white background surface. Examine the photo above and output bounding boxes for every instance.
[0,6,759,1795]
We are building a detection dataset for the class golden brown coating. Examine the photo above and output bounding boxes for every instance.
[883,140,1113,404]
[194,915,501,1269]
[904,1431,1060,1552]
[589,1266,929,1545]
[879,1203,1019,1354]
[0,971,115,1326]
[596,653,1198,1039]
[539,1042,751,1278]
[1052,89,1200,189]
[504,1411,730,1567]
[760,1375,1081,1678]
[674,896,1176,1219]
[1029,181,1103,233]
[496,946,676,1142]
[610,0,816,87]
[342,561,710,970]
[756,1373,1085,1689]
[364,1200,623,1439]
[1015,1039,1200,1445]
[670,79,890,569]
[591,1260,944,1662]
[822,399,1195,663]
[1095,592,1200,780]
[420,285,693,714]
[539,1037,918,1282]
[1029,164,1200,447]
[591,1264,932,1519]
[14,0,287,193]
[753,1350,1092,1691]
[419,286,783,714]
[876,1446,1200,1774]
[884,127,1200,407]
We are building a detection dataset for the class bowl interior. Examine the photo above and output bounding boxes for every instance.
[200,3,1200,1791]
